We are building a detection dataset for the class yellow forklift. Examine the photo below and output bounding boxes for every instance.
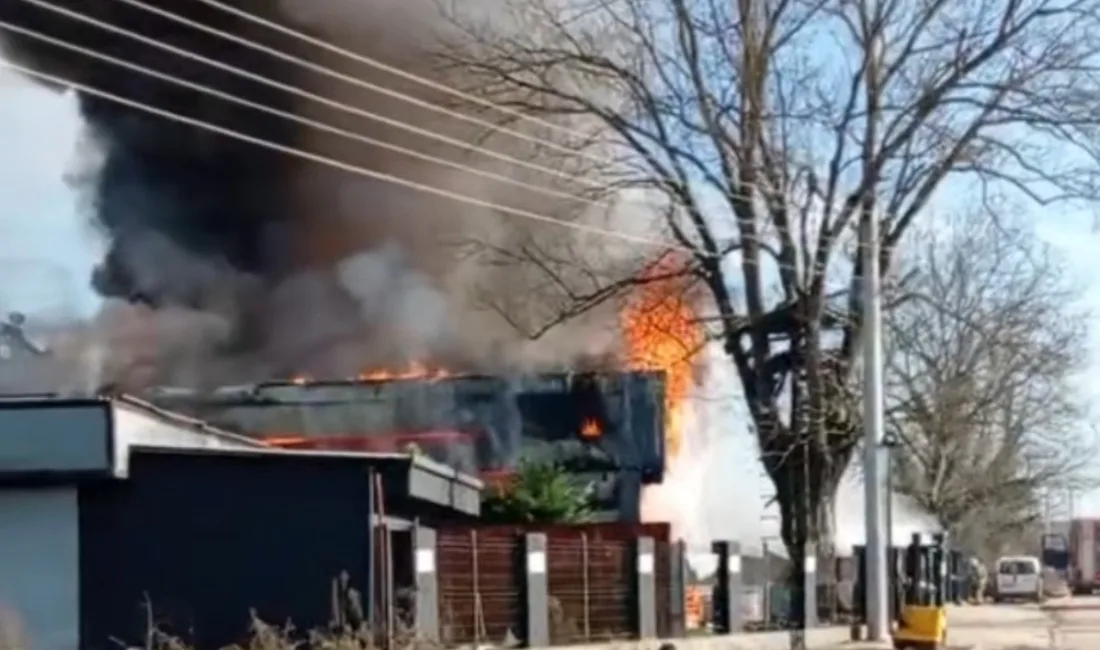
[853,533,951,650]
[891,533,949,650]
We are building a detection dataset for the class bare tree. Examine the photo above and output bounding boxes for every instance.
[885,212,1094,560]
[435,0,1100,561]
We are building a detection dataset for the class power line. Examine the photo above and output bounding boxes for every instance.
[182,0,891,261]
[102,0,612,170]
[0,19,619,210]
[82,0,880,250]
[9,0,885,270]
[190,0,601,146]
[24,0,599,189]
[0,55,691,253]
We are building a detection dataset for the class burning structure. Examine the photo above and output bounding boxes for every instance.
[149,370,667,521]
[0,0,710,528]
[0,0,650,380]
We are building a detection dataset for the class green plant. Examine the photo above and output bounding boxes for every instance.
[481,458,594,524]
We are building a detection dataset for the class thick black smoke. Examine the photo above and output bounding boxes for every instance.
[0,0,301,308]
[0,0,646,389]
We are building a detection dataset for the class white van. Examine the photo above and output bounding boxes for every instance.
[994,555,1043,603]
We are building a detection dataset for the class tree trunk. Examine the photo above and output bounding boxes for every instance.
[765,430,854,630]
[770,439,849,559]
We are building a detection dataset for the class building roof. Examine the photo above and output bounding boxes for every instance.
[145,371,668,481]
[0,393,481,516]
[0,392,261,477]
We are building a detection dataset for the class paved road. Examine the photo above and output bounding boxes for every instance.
[817,600,1096,649]
[941,597,1100,649]
[563,600,1100,650]
[1038,596,1100,649]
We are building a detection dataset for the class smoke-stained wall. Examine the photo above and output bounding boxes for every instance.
[0,0,652,391]
[148,371,668,521]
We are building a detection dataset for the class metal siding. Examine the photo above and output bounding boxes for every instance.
[0,488,80,650]
[78,452,375,650]
[0,405,109,474]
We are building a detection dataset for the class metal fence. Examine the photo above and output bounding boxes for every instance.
[407,527,835,647]
[684,550,855,632]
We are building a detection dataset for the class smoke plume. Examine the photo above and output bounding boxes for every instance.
[642,345,940,571]
[0,0,645,390]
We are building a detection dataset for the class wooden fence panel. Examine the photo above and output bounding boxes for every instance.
[435,522,672,645]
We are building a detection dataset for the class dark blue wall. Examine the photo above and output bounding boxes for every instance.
[77,451,376,650]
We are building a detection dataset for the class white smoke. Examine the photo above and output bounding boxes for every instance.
[641,344,940,575]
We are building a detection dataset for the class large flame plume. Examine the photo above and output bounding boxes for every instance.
[620,258,704,461]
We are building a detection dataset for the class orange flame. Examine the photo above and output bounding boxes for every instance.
[357,361,450,382]
[620,258,703,461]
[287,362,450,385]
[580,418,602,439]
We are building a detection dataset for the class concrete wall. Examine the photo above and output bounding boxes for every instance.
[0,488,79,650]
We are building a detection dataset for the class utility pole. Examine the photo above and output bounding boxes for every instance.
[862,211,889,641]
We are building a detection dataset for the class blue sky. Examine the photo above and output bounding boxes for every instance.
[4,66,1100,537]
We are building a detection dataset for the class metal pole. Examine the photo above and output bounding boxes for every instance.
[862,214,890,641]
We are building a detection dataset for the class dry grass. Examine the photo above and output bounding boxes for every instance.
[0,575,439,650]
[142,616,431,650]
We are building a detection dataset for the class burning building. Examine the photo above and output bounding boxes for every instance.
[148,370,668,521]
[0,0,709,528]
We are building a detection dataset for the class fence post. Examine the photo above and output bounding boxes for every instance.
[851,545,866,640]
[803,543,817,630]
[710,540,742,633]
[413,525,439,642]
[634,536,657,638]
[668,540,687,638]
[523,533,550,647]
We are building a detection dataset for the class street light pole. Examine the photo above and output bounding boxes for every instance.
[862,213,890,641]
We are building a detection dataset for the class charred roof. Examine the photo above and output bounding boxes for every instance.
[146,371,668,482]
